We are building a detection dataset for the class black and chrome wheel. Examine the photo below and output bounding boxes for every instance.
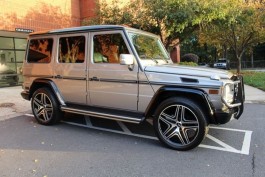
[31,87,62,125]
[154,97,208,151]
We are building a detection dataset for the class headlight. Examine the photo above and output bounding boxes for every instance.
[222,83,234,104]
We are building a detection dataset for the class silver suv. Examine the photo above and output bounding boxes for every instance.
[21,25,245,151]
[214,58,230,70]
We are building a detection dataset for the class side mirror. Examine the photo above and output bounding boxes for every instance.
[120,54,134,65]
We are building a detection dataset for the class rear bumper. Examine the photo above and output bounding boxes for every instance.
[21,91,30,101]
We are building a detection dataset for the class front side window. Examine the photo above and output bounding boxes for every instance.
[128,32,169,62]
[93,33,129,63]
[59,36,85,63]
[27,38,53,63]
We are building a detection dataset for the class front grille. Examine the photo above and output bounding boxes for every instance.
[231,75,245,104]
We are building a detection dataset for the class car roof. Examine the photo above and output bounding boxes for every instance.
[29,25,153,36]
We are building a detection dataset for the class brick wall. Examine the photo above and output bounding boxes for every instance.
[80,0,97,21]
[0,0,97,32]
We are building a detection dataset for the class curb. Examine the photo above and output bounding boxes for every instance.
[245,100,265,105]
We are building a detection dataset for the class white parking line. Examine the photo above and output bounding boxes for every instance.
[240,130,252,155]
[62,121,158,140]
[205,126,253,155]
[25,113,34,117]
[85,116,93,127]
[117,121,132,133]
[25,114,252,155]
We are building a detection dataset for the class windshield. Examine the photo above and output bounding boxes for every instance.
[128,32,170,62]
[218,59,227,63]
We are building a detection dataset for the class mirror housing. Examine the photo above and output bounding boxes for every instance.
[120,54,134,65]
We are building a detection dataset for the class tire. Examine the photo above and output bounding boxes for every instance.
[31,87,62,125]
[153,97,208,151]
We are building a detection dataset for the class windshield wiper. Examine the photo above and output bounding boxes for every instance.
[154,57,169,63]
[150,57,158,64]
[140,54,158,64]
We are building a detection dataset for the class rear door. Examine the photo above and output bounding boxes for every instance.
[53,33,87,104]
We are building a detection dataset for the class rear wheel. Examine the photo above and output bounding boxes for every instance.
[154,97,208,151]
[31,87,62,125]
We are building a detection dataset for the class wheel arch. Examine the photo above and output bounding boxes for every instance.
[29,79,65,106]
[144,86,216,124]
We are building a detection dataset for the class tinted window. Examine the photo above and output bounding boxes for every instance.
[27,38,53,63]
[93,33,129,63]
[59,36,85,63]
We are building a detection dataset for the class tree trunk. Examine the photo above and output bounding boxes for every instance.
[237,57,241,74]
[251,50,254,68]
[236,49,246,74]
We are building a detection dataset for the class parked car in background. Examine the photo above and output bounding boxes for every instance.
[213,58,230,70]
[198,62,209,67]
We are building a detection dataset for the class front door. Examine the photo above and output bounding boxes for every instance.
[88,31,138,111]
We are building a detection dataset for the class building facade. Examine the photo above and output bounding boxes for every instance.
[0,0,180,87]
[0,0,97,87]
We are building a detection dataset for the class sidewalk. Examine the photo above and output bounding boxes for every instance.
[0,85,265,120]
[0,86,31,121]
[244,85,265,104]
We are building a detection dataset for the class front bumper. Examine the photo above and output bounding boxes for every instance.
[212,75,245,124]
[214,109,234,124]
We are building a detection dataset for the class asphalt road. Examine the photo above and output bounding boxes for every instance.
[0,103,264,177]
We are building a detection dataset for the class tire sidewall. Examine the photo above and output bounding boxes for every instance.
[154,97,208,151]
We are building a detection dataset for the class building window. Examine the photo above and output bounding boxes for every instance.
[27,38,53,63]
[0,37,14,49]
[0,35,27,87]
[59,36,85,63]
[15,38,27,50]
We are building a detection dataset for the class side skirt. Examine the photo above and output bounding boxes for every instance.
[61,104,144,124]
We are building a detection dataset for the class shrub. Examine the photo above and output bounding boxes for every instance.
[181,53,199,63]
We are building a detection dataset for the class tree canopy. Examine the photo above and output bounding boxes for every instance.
[83,0,234,48]
[83,0,265,72]
[199,0,265,73]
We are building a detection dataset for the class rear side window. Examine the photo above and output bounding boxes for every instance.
[27,38,53,63]
[59,36,85,63]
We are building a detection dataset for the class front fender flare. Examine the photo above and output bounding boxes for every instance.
[144,86,216,123]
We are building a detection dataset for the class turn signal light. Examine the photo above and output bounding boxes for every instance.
[209,89,219,94]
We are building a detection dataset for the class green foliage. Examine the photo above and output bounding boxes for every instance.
[178,62,198,66]
[83,0,265,73]
[199,1,265,73]
[180,35,216,64]
[240,71,265,91]
[83,0,233,49]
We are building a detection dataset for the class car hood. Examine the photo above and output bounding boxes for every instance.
[144,64,233,80]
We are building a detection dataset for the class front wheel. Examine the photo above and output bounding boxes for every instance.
[154,97,208,151]
[31,87,62,125]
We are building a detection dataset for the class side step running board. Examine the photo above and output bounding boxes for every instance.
[61,106,144,124]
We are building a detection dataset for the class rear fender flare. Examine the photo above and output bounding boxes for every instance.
[29,79,66,106]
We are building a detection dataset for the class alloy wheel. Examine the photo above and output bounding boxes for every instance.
[158,104,199,146]
[33,92,53,122]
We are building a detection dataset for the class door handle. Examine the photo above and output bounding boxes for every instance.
[91,77,99,81]
[55,75,62,79]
